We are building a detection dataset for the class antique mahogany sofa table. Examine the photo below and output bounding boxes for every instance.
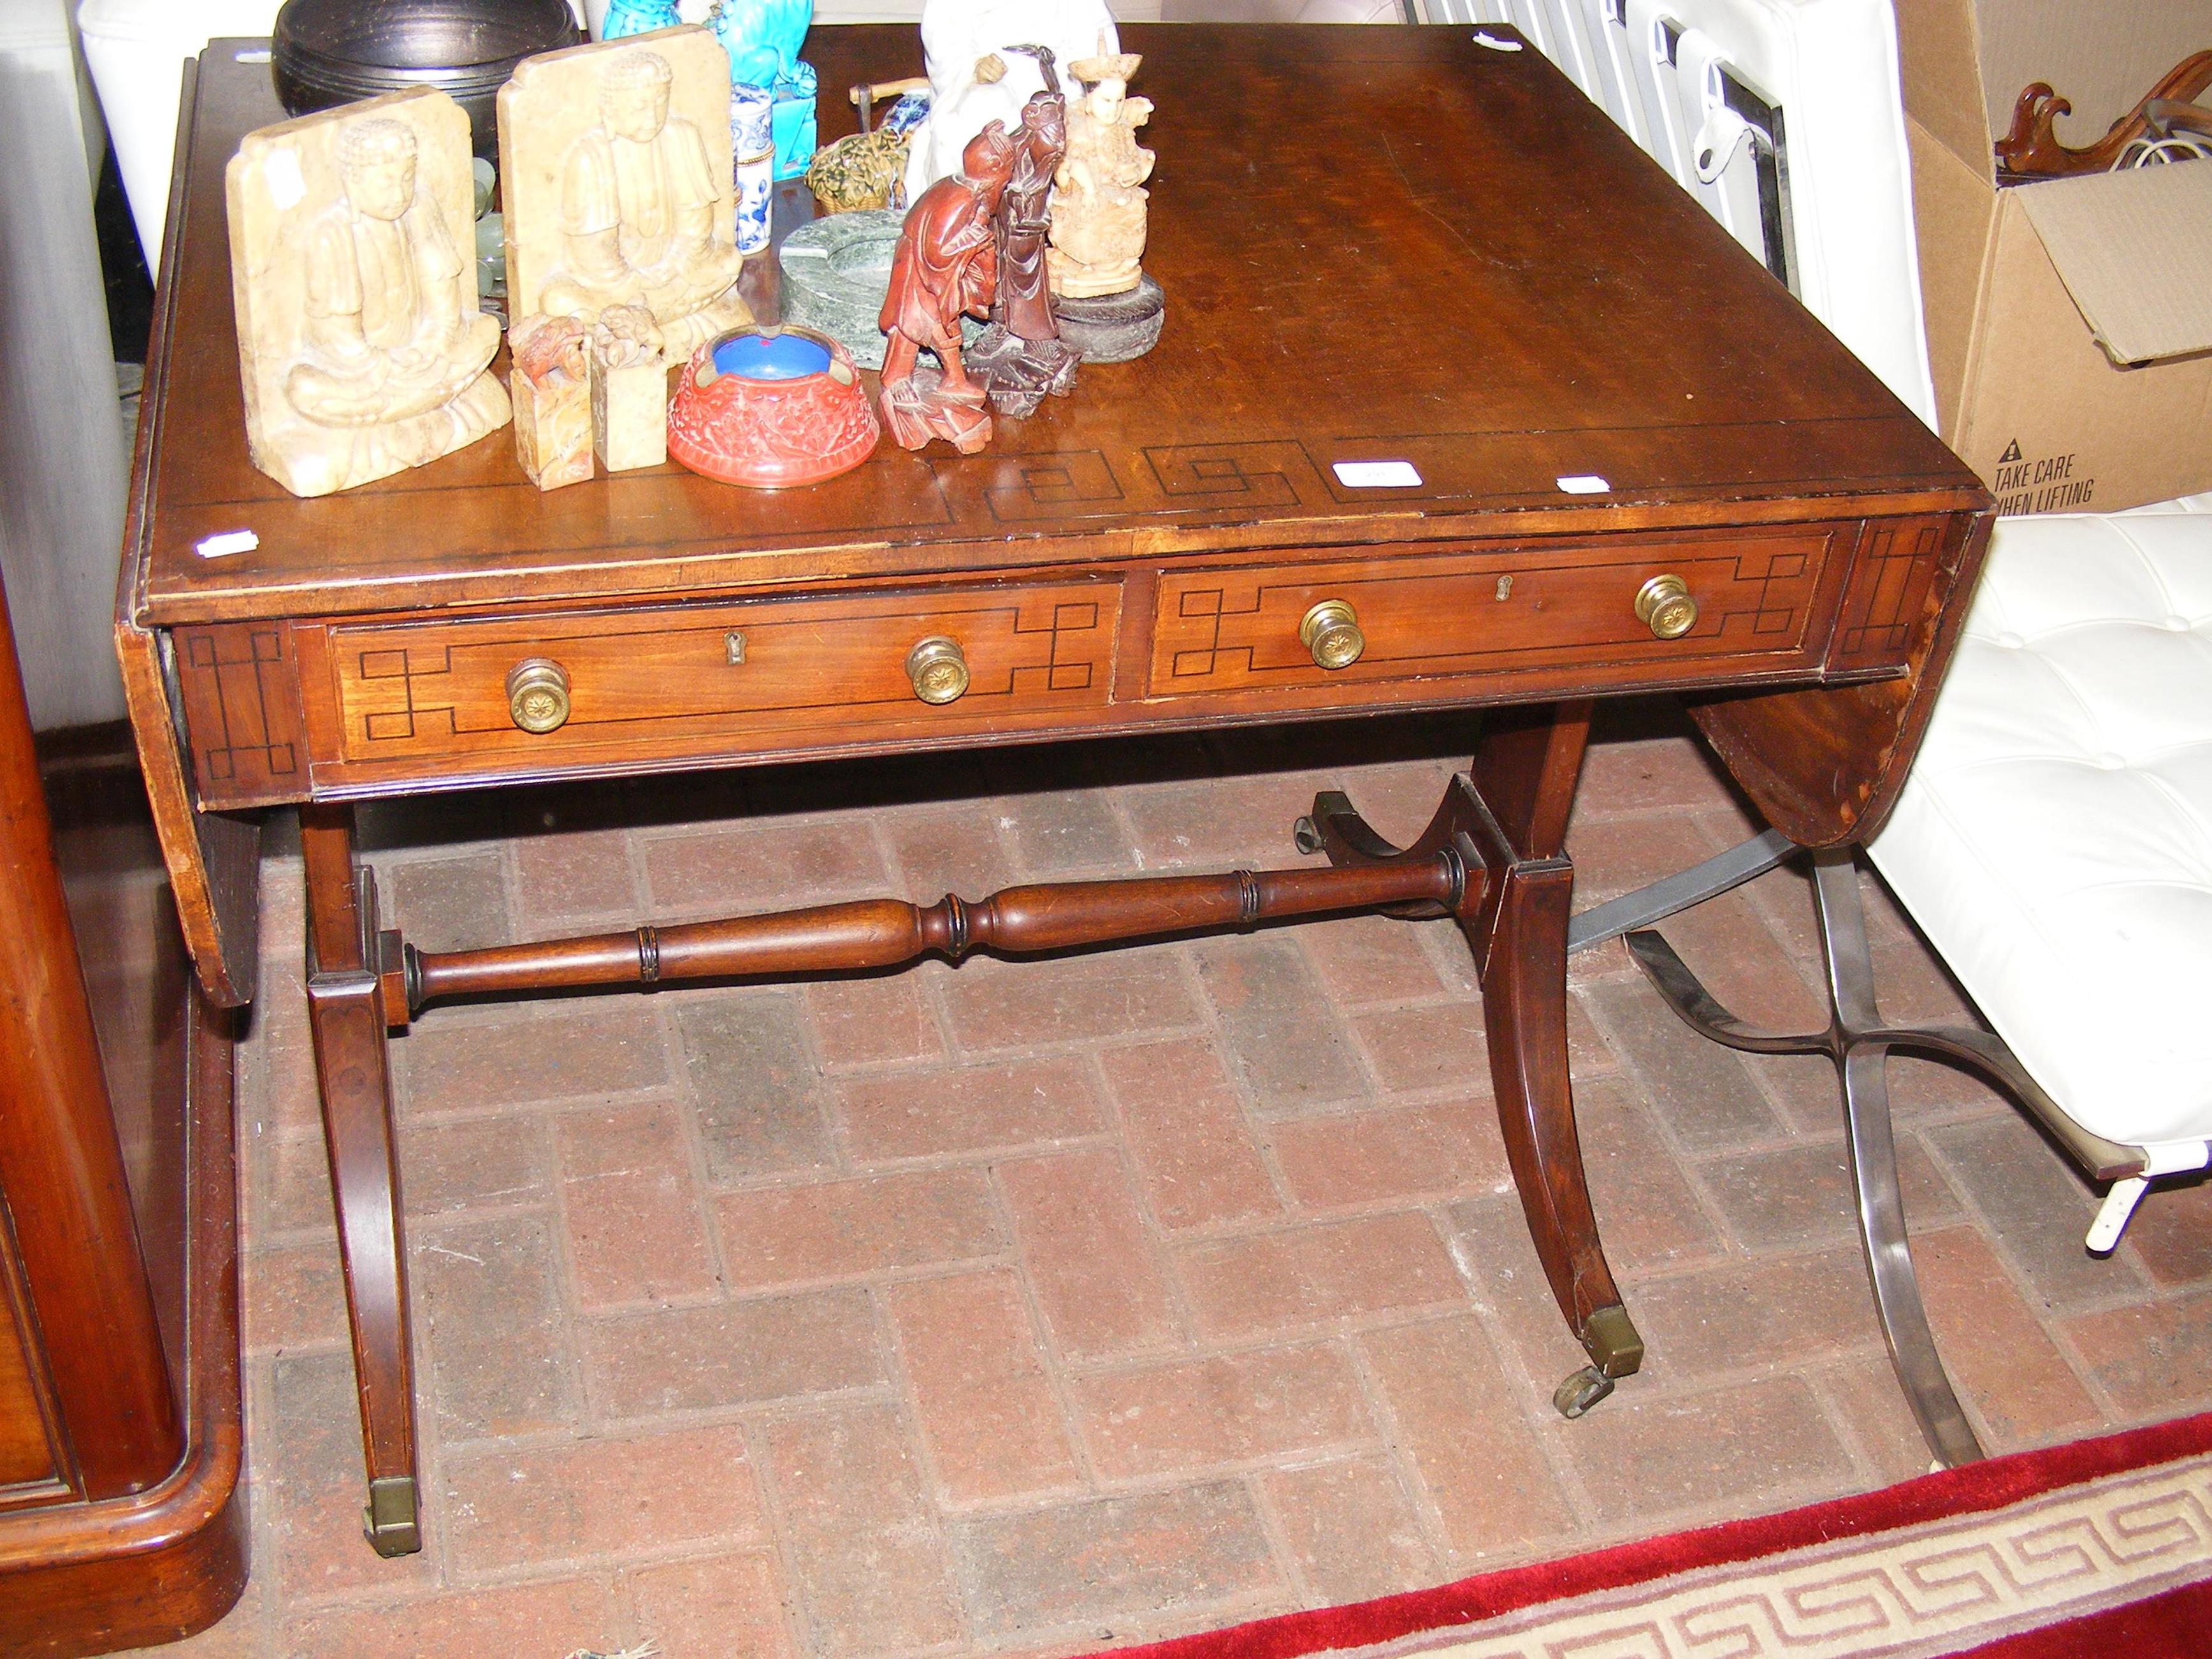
[120,26,1989,1556]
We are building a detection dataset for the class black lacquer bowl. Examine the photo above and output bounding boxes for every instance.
[272,0,581,155]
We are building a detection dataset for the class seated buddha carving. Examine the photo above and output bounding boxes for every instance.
[226,94,510,498]
[537,50,749,358]
[286,119,507,433]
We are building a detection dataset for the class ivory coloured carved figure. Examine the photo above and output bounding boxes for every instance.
[902,0,1118,203]
[1048,45,1152,300]
[225,91,509,497]
[878,124,1016,454]
[499,28,750,363]
[508,313,595,489]
[969,75,1079,417]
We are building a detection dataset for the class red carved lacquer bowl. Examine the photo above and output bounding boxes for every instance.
[667,326,881,488]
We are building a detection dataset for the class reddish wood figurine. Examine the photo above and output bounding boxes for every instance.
[877,122,1016,453]
[971,75,1080,417]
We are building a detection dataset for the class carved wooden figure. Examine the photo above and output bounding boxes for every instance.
[589,303,669,472]
[971,76,1080,416]
[509,312,595,489]
[877,122,1016,453]
[225,89,509,496]
[498,27,750,361]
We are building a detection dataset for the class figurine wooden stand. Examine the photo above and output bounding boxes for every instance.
[509,314,594,489]
[969,64,1081,417]
[498,27,751,364]
[225,89,509,497]
[877,124,1016,454]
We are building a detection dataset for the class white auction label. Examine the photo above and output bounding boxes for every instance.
[1556,474,1612,495]
[196,530,259,558]
[1333,460,1423,488]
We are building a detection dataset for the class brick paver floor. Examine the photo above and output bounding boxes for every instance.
[145,706,2212,1658]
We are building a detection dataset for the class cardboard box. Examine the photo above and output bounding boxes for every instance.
[1895,0,2212,514]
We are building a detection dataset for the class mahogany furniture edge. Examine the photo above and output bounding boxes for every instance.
[0,596,181,1496]
[134,486,1989,627]
[0,996,249,1656]
[0,519,247,1643]
[1689,511,1992,845]
[117,51,260,1010]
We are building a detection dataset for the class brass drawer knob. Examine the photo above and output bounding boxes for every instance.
[1299,599,1365,670]
[906,636,970,705]
[1635,574,1698,640]
[505,658,571,734]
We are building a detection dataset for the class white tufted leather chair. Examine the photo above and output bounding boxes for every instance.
[1869,503,2212,1243]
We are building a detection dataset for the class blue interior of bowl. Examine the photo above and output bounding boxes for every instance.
[713,333,834,382]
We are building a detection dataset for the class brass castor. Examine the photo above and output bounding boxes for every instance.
[1553,1365,1616,1419]
[1292,815,1322,855]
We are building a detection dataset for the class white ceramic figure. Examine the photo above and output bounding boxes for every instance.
[900,0,1117,204]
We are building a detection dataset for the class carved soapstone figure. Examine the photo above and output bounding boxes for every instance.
[589,303,670,472]
[878,123,1016,454]
[968,75,1078,417]
[509,312,595,489]
[226,92,509,497]
[902,0,1117,203]
[808,88,927,214]
[499,28,750,365]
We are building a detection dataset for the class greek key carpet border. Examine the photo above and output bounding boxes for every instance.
[1342,1453,2212,1659]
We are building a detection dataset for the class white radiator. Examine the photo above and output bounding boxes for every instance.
[1424,0,1937,428]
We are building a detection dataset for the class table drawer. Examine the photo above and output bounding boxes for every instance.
[315,581,1120,772]
[1147,527,1844,698]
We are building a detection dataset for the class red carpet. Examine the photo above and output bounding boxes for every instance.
[1113,1412,2212,1659]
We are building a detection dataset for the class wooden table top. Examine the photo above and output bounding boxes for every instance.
[128,24,1980,628]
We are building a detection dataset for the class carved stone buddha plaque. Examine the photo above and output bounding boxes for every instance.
[498,25,751,363]
[225,89,510,497]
